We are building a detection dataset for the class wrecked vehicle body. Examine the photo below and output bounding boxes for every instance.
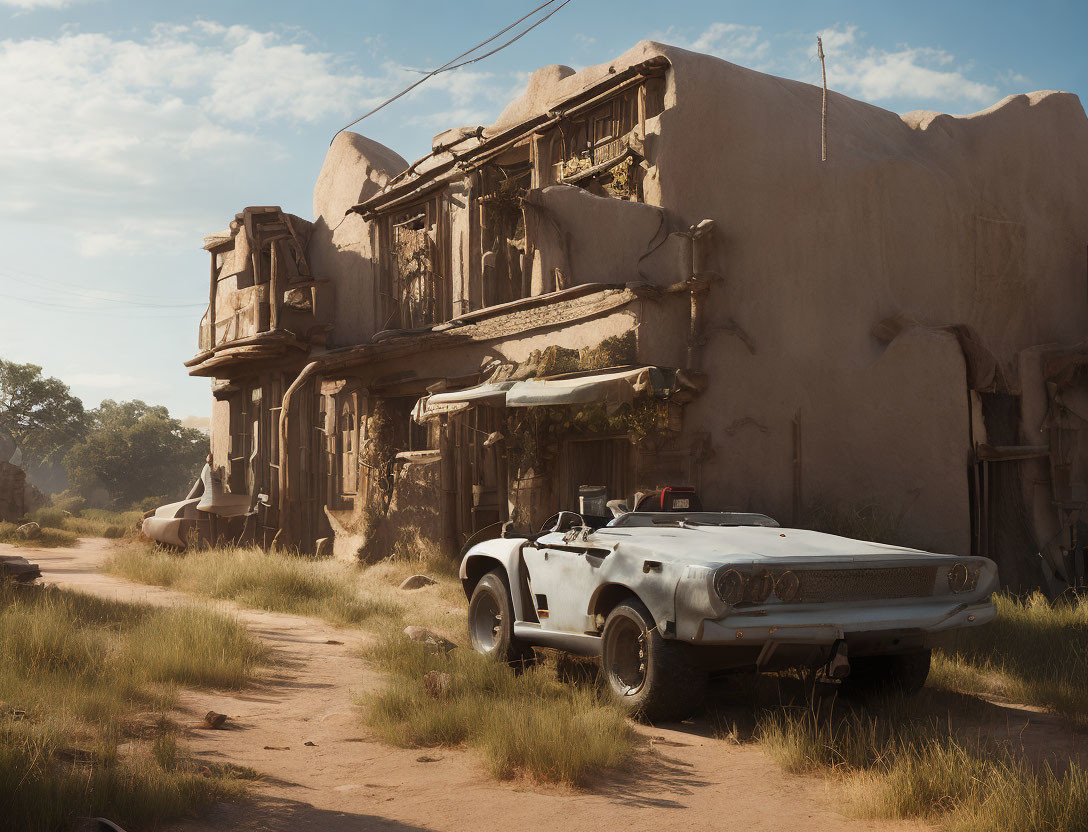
[460,505,998,721]
[142,462,259,548]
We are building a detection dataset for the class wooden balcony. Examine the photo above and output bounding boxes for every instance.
[187,207,330,377]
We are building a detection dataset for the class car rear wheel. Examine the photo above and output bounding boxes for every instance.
[839,649,931,699]
[601,599,707,722]
[468,569,533,666]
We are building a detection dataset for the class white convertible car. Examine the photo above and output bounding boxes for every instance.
[460,488,998,721]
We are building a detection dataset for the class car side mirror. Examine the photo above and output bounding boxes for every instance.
[607,499,629,518]
[551,511,584,533]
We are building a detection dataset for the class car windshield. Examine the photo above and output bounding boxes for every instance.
[607,511,779,528]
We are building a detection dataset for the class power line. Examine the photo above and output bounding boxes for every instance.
[332,0,572,143]
[0,292,200,317]
[0,265,203,308]
[421,0,571,75]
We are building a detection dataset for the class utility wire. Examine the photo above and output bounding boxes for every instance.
[331,0,571,143]
[420,0,571,75]
[0,265,203,308]
[0,292,199,317]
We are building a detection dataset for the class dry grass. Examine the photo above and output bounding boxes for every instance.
[106,543,408,627]
[756,692,1088,832]
[0,520,78,548]
[0,581,266,831]
[360,635,635,785]
[741,590,1088,831]
[931,592,1088,723]
[102,542,636,785]
[29,506,142,539]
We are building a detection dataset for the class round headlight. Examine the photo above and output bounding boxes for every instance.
[775,570,800,602]
[715,568,746,604]
[948,563,970,592]
[750,570,774,603]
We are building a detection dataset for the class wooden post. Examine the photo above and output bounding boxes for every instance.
[208,251,217,348]
[638,83,647,140]
[269,240,280,332]
[496,413,509,522]
[439,415,458,556]
[817,36,828,162]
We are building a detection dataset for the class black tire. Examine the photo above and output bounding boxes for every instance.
[600,600,707,723]
[467,569,533,665]
[839,649,931,699]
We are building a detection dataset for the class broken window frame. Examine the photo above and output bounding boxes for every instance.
[476,153,532,309]
[376,197,452,331]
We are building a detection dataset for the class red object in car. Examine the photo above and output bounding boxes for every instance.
[634,486,702,512]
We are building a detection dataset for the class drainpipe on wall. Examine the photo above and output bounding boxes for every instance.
[678,219,716,371]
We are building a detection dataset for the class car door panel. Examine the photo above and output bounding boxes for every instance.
[521,539,610,633]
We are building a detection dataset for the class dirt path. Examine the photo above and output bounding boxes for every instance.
[17,538,927,832]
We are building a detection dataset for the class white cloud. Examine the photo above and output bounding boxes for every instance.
[689,23,770,65]
[0,22,521,255]
[0,23,388,254]
[816,24,998,105]
[660,22,771,68]
[1,0,79,9]
[670,21,1003,109]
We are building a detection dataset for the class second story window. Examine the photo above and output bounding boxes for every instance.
[378,198,451,331]
[478,157,531,308]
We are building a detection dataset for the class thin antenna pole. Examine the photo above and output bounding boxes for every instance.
[817,36,828,162]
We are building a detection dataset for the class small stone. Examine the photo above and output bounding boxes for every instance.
[263,746,290,751]
[416,755,441,763]
[422,670,452,699]
[203,711,228,729]
[403,625,456,654]
[304,741,316,746]
[14,522,41,540]
[399,574,437,590]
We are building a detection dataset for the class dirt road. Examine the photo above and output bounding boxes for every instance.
[17,538,926,832]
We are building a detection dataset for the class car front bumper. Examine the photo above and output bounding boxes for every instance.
[692,597,997,647]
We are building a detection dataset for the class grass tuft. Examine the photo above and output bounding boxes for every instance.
[361,635,634,785]
[107,544,405,626]
[754,689,1088,832]
[0,581,267,831]
[0,520,79,548]
[28,506,142,540]
[932,592,1088,722]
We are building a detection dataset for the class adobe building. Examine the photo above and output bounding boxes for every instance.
[176,41,1088,594]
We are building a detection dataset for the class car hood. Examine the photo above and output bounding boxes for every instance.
[580,524,950,566]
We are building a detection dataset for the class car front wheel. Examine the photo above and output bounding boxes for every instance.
[601,599,707,722]
[468,569,533,665]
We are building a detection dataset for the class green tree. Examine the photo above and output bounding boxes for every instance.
[64,400,207,508]
[0,359,86,469]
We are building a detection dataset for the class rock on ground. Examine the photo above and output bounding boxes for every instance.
[399,574,437,590]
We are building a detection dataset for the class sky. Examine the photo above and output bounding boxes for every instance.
[0,0,1085,422]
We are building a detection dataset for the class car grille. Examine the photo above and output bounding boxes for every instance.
[789,565,939,603]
